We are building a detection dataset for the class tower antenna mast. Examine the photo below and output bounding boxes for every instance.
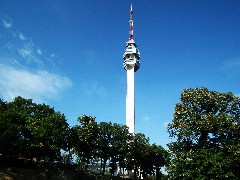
[129,4,134,40]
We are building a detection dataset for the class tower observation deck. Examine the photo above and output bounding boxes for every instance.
[123,4,140,134]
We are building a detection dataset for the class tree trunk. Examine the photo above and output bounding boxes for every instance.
[85,163,88,172]
[84,159,89,172]
[134,165,138,180]
[100,158,103,174]
[156,167,162,180]
[102,159,107,175]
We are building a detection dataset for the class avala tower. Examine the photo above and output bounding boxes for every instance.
[123,4,140,134]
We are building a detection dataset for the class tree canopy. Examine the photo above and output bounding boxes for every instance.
[0,96,168,179]
[0,96,69,161]
[167,87,240,179]
[2,88,240,179]
[72,115,167,178]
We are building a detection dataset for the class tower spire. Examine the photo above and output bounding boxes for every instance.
[129,4,134,40]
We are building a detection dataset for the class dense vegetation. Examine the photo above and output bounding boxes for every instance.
[0,96,69,161]
[1,87,240,179]
[167,88,240,179]
[0,96,167,179]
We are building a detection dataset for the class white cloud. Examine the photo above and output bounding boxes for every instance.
[1,17,47,67]
[5,43,14,50]
[19,33,26,41]
[18,46,33,59]
[219,57,240,76]
[1,19,12,29]
[0,63,72,102]
[221,60,240,70]
[81,81,107,98]
[163,121,170,128]
[37,48,42,55]
[141,114,161,123]
[0,15,73,103]
[17,42,43,65]
[50,53,56,58]
[142,115,151,122]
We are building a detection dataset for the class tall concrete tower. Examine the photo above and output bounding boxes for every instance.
[123,4,140,134]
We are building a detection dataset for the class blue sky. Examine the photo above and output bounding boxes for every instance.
[0,0,240,148]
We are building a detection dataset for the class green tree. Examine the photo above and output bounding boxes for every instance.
[0,96,69,161]
[0,97,35,157]
[111,123,130,176]
[96,122,130,176]
[135,143,167,179]
[72,115,98,171]
[126,133,150,179]
[167,88,240,179]
[0,98,14,156]
[97,122,114,175]
[63,126,76,165]
[138,143,155,179]
[150,144,168,180]
[26,103,69,160]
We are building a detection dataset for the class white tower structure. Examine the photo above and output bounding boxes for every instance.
[123,4,140,134]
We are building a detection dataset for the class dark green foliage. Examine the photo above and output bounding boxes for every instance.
[72,115,98,171]
[149,144,168,180]
[110,123,130,176]
[0,96,168,178]
[71,116,167,178]
[96,122,112,174]
[167,88,240,179]
[125,134,168,179]
[126,133,150,179]
[0,96,69,160]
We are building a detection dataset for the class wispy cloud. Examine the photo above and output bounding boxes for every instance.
[0,63,72,102]
[85,50,97,65]
[142,115,151,123]
[37,48,42,55]
[81,81,107,98]
[218,57,240,76]
[18,33,26,41]
[18,43,33,59]
[5,43,14,50]
[1,19,12,29]
[163,121,170,128]
[50,53,57,58]
[141,114,161,123]
[0,15,72,102]
[140,114,171,131]
[0,16,55,68]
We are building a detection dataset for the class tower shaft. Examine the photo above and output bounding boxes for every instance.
[126,67,135,133]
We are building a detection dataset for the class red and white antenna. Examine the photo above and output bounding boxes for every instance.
[129,4,134,40]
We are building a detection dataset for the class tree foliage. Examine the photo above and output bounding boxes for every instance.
[96,122,114,175]
[110,123,130,176]
[0,96,69,161]
[0,96,168,178]
[71,115,167,178]
[167,88,240,179]
[126,133,150,179]
[72,115,98,171]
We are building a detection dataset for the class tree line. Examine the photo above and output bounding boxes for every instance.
[0,96,167,179]
[0,87,240,179]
